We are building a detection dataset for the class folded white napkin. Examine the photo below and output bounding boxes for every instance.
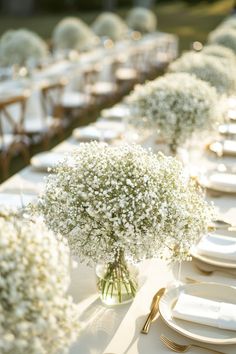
[196,233,236,261]
[223,140,236,155]
[73,125,119,142]
[208,172,236,191]
[31,152,65,170]
[95,121,125,134]
[173,293,236,331]
[219,124,236,135]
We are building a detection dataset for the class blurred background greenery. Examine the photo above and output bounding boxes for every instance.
[0,0,234,51]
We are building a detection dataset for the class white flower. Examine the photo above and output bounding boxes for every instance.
[38,142,214,264]
[208,27,236,54]
[0,29,47,66]
[126,7,157,33]
[168,51,236,94]
[201,44,236,63]
[0,213,80,354]
[217,15,236,31]
[92,12,128,41]
[128,72,220,150]
[53,17,99,51]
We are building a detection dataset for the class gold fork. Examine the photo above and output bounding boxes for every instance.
[160,334,226,354]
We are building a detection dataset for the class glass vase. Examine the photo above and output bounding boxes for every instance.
[96,254,138,306]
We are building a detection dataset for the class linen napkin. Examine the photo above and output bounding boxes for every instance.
[173,293,236,331]
[223,140,236,155]
[73,126,119,142]
[208,172,236,191]
[195,233,236,261]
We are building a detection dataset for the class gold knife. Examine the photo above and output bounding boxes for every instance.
[141,287,165,334]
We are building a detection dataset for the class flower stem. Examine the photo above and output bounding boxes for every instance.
[97,252,138,304]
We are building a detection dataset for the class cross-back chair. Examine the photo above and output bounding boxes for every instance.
[0,91,30,179]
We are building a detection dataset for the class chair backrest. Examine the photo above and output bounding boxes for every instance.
[40,78,67,118]
[0,92,30,138]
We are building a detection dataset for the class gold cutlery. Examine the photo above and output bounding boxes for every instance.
[209,219,236,232]
[160,334,226,354]
[211,219,232,228]
[141,287,165,334]
[185,277,200,284]
[196,265,236,277]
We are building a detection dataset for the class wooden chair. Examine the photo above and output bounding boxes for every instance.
[86,61,119,106]
[0,92,30,180]
[61,69,95,119]
[23,79,67,149]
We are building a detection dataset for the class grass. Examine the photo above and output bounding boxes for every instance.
[0,0,234,51]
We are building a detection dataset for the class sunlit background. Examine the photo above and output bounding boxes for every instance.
[0,0,235,51]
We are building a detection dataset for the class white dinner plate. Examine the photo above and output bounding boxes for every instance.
[208,140,236,157]
[198,170,236,193]
[73,125,120,142]
[0,193,36,208]
[101,105,131,120]
[219,124,236,136]
[159,283,236,345]
[30,152,65,172]
[94,121,125,134]
[191,235,236,269]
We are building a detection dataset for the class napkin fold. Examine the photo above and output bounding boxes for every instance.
[173,293,236,331]
[209,172,236,191]
[196,233,236,261]
[73,125,120,142]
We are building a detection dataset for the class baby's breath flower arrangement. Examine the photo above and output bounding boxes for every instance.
[216,16,236,31]
[92,12,128,41]
[0,213,80,354]
[208,28,236,54]
[169,51,236,95]
[53,17,99,52]
[128,73,220,153]
[38,142,213,304]
[126,7,157,34]
[0,29,47,67]
[201,44,236,62]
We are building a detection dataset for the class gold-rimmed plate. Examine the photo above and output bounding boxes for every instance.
[159,283,236,345]
[30,152,65,172]
[198,170,236,194]
[191,236,236,270]
[208,140,236,157]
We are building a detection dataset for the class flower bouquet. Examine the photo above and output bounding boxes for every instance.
[53,17,99,52]
[38,142,213,305]
[0,211,79,354]
[92,12,128,41]
[208,28,236,54]
[126,7,157,34]
[169,51,236,95]
[0,29,47,67]
[128,72,220,154]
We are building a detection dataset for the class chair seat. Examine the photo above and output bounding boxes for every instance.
[116,68,138,81]
[0,134,28,150]
[61,92,91,108]
[23,116,61,134]
[87,82,118,96]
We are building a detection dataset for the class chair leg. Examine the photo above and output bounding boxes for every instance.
[1,153,10,180]
[20,143,30,164]
[42,134,50,150]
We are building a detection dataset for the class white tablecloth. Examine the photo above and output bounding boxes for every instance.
[0,131,236,353]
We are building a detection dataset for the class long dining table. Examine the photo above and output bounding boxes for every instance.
[0,122,236,354]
